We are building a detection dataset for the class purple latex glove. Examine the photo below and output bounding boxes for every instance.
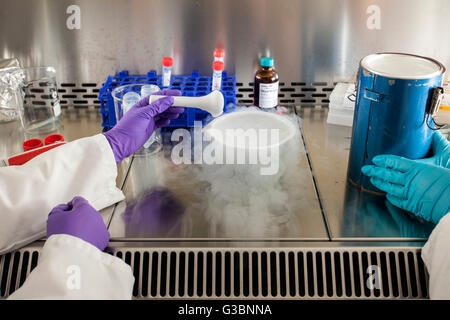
[47,196,110,251]
[104,89,184,162]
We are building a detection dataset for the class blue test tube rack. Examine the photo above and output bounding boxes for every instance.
[98,70,236,130]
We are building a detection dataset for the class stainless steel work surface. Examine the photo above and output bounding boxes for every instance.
[0,109,102,158]
[108,110,328,240]
[0,109,129,226]
[1,107,434,242]
[299,106,435,241]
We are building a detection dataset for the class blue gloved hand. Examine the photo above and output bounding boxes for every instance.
[103,89,184,163]
[417,131,450,168]
[47,197,110,251]
[362,155,450,224]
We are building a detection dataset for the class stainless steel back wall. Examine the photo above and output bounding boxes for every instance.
[1,0,449,84]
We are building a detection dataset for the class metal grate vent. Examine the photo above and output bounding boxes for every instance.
[0,250,40,298]
[25,82,103,109]
[118,248,428,299]
[1,247,428,299]
[24,82,335,110]
[58,83,102,109]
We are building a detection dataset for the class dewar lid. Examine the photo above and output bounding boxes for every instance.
[361,53,445,80]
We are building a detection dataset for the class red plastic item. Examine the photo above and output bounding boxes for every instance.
[23,139,43,151]
[213,49,225,58]
[162,57,173,67]
[8,143,66,166]
[44,134,65,145]
[212,61,224,71]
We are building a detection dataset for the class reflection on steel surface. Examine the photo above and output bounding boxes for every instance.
[122,187,188,237]
[0,0,448,84]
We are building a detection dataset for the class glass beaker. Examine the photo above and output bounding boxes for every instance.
[111,84,162,155]
[19,67,61,133]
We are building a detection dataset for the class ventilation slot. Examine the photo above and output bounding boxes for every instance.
[0,247,428,299]
[44,83,103,109]
[0,250,39,298]
[111,248,429,299]
[21,82,335,110]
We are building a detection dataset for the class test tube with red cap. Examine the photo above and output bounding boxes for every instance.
[162,57,173,87]
[212,61,224,91]
[213,49,225,63]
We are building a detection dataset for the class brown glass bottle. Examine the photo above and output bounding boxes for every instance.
[254,57,279,108]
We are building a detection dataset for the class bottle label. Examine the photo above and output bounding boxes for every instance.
[53,102,61,117]
[259,81,279,108]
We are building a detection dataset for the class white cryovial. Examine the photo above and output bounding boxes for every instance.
[212,61,224,91]
[162,57,173,87]
[141,84,160,98]
[122,92,141,114]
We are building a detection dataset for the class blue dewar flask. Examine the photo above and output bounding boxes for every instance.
[348,53,445,194]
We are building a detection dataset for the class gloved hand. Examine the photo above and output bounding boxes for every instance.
[362,155,450,224]
[418,131,450,168]
[104,89,184,162]
[47,196,110,251]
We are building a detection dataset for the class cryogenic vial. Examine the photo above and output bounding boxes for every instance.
[254,57,279,109]
[122,92,141,114]
[162,57,173,88]
[212,61,224,91]
[141,84,160,99]
[213,49,225,63]
[112,84,141,121]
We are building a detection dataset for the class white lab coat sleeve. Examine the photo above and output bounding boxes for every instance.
[0,134,125,254]
[421,212,450,299]
[8,234,134,299]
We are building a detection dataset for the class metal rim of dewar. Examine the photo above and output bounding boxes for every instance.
[360,52,446,80]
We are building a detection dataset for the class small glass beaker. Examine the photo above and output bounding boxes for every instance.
[111,84,162,155]
[19,67,61,133]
